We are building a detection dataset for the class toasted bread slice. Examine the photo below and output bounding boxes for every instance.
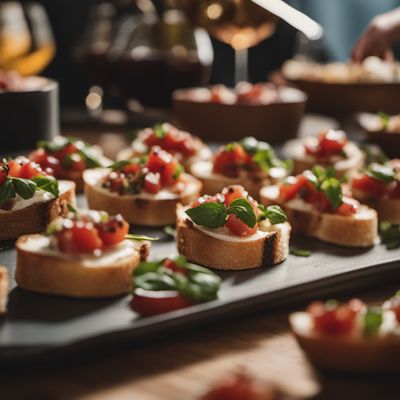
[0,181,76,241]
[0,266,9,315]
[283,140,365,178]
[16,235,150,298]
[352,188,400,224]
[176,204,290,270]
[260,186,378,247]
[190,161,282,200]
[84,168,202,226]
[290,311,400,373]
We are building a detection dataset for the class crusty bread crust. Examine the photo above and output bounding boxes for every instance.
[0,181,76,241]
[290,312,400,373]
[84,170,202,226]
[0,266,9,315]
[176,204,290,270]
[284,140,365,179]
[352,188,400,224]
[15,236,150,298]
[260,186,378,247]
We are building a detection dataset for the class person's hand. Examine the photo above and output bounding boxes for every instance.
[352,9,400,63]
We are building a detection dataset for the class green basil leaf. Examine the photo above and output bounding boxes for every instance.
[364,307,383,337]
[227,198,257,228]
[12,178,36,199]
[321,177,342,210]
[31,175,59,197]
[67,203,77,213]
[78,148,101,168]
[290,248,312,257]
[378,112,390,129]
[0,179,15,207]
[367,164,396,183]
[134,272,176,291]
[258,204,287,225]
[186,202,227,229]
[153,123,167,138]
[126,234,159,241]
[134,261,163,276]
[108,160,132,171]
[37,140,63,153]
[379,222,400,249]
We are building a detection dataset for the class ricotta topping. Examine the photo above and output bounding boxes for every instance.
[18,235,141,268]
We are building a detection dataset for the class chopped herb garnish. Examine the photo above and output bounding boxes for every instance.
[290,248,312,257]
[363,307,383,336]
[366,163,396,183]
[378,112,390,130]
[258,204,287,224]
[164,226,177,238]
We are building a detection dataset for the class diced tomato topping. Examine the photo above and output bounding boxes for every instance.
[143,172,162,194]
[7,160,22,177]
[308,299,364,335]
[336,196,359,216]
[52,143,78,161]
[55,223,104,254]
[304,190,332,213]
[122,163,141,175]
[352,174,387,197]
[225,214,257,237]
[20,161,44,179]
[97,215,129,246]
[163,258,186,274]
[213,144,249,177]
[222,185,247,206]
[29,149,60,176]
[68,154,85,172]
[161,159,180,186]
[147,147,173,173]
[191,195,220,208]
[279,174,308,202]
[305,130,347,157]
[130,289,193,316]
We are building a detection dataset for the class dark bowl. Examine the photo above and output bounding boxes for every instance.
[288,79,400,116]
[0,77,59,150]
[171,86,307,144]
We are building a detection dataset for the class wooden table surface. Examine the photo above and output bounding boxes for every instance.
[1,123,400,400]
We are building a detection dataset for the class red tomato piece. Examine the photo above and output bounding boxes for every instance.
[122,163,141,175]
[161,160,180,186]
[143,172,162,194]
[352,174,387,197]
[0,164,8,185]
[97,216,129,246]
[213,144,248,177]
[163,258,186,274]
[29,149,60,176]
[308,299,364,335]
[53,143,78,161]
[388,181,400,199]
[67,154,85,172]
[223,185,246,206]
[191,195,221,208]
[20,161,43,179]
[279,174,308,202]
[146,147,173,173]
[130,288,193,317]
[56,223,103,254]
[225,214,257,237]
[7,160,22,177]
[336,196,359,216]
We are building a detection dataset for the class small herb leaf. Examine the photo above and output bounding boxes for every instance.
[0,179,15,207]
[12,178,36,199]
[258,204,287,225]
[227,198,256,228]
[185,202,227,229]
[31,176,59,197]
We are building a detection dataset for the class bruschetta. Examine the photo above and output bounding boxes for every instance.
[177,185,291,270]
[0,157,75,241]
[290,294,400,373]
[0,266,9,315]
[29,136,111,192]
[351,160,400,224]
[15,210,151,298]
[84,147,202,226]
[117,123,212,170]
[283,129,365,178]
[190,137,290,200]
[260,166,378,247]
[130,255,221,317]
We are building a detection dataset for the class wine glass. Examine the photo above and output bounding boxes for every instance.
[0,2,55,76]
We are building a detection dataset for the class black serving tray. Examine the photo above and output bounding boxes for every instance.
[0,195,400,363]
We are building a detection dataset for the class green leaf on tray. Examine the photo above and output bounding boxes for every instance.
[290,248,312,257]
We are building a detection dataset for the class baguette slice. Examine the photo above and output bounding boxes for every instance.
[352,188,400,224]
[260,186,378,247]
[0,180,76,241]
[0,266,9,315]
[283,139,365,179]
[176,204,291,270]
[84,168,202,226]
[16,235,150,298]
[290,311,400,373]
[190,161,283,200]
